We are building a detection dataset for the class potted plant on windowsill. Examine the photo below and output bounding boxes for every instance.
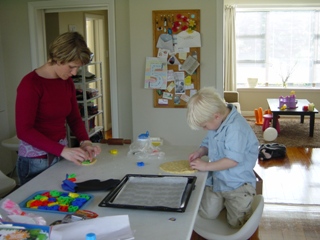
[279,61,298,88]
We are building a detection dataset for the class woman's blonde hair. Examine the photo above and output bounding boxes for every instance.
[48,32,91,65]
[187,87,227,130]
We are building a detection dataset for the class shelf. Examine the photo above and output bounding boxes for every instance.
[89,126,104,137]
[82,110,103,121]
[77,94,103,103]
[73,77,102,85]
[67,62,105,146]
[69,126,104,139]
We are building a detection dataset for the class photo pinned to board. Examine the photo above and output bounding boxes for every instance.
[168,54,180,65]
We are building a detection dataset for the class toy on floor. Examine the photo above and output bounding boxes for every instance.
[254,107,272,125]
[263,127,278,141]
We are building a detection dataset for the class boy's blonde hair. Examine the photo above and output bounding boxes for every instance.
[48,32,91,65]
[187,87,227,130]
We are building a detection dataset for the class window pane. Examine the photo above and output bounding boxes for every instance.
[268,11,314,85]
[235,10,320,88]
[236,12,266,35]
[237,63,266,86]
[237,38,265,61]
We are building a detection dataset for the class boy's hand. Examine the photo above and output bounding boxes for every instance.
[190,158,208,171]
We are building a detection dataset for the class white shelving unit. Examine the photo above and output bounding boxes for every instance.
[67,62,105,146]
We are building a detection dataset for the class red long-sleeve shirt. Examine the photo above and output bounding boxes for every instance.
[15,70,89,156]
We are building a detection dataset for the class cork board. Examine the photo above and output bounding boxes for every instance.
[152,10,201,108]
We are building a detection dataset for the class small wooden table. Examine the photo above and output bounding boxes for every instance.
[267,98,318,137]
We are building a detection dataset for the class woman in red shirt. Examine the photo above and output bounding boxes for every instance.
[15,32,101,185]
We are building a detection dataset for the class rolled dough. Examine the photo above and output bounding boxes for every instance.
[159,160,197,174]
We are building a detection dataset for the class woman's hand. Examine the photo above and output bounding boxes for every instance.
[61,147,90,165]
[80,140,101,160]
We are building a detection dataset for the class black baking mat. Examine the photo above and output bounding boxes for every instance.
[98,174,196,212]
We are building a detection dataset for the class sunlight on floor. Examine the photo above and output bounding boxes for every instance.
[254,148,320,205]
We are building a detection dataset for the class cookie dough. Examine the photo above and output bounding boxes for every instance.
[159,160,197,174]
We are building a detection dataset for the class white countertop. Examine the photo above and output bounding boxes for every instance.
[0,144,207,240]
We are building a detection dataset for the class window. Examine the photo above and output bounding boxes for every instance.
[236,10,320,88]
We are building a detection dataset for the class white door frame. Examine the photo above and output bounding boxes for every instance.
[28,0,119,137]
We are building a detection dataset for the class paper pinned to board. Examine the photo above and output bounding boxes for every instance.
[180,55,200,75]
[50,215,134,240]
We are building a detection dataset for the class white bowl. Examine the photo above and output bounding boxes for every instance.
[247,78,258,88]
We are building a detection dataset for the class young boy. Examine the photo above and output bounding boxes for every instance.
[187,86,259,228]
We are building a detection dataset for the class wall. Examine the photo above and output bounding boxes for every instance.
[129,0,224,146]
[115,0,132,139]
[45,13,60,54]
[0,31,15,174]
[0,0,31,174]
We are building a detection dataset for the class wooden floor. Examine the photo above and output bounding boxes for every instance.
[191,147,320,240]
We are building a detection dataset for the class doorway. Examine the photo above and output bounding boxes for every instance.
[85,13,111,132]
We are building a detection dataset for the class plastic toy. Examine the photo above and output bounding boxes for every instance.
[308,103,315,111]
[262,114,280,133]
[255,108,272,125]
[254,107,263,125]
[137,161,145,167]
[279,91,296,109]
[19,190,93,214]
[110,149,118,155]
[263,127,278,141]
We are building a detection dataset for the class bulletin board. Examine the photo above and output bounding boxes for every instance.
[151,9,201,108]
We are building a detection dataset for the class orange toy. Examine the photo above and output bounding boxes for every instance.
[255,107,272,125]
[264,109,272,114]
[254,107,263,125]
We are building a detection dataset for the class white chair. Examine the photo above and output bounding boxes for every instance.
[194,195,264,240]
[0,170,16,198]
[224,91,241,114]
[1,135,19,151]
[1,135,20,177]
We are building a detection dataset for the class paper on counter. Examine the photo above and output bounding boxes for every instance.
[50,215,134,240]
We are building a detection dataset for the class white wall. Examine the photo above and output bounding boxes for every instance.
[0,0,30,174]
[129,0,224,146]
[115,0,132,139]
[0,31,16,174]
